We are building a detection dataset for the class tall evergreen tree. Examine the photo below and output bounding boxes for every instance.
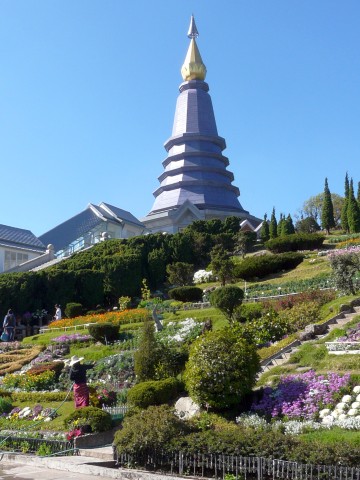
[341,172,350,232]
[357,181,360,206]
[260,213,270,242]
[321,177,335,234]
[277,213,284,236]
[269,207,278,239]
[286,214,296,234]
[347,178,360,233]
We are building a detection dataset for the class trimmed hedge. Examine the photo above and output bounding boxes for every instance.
[65,302,83,318]
[64,406,112,433]
[234,252,304,280]
[127,377,182,408]
[168,286,203,302]
[88,322,119,343]
[265,233,325,253]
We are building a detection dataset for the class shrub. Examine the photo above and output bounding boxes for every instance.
[168,286,203,302]
[88,322,119,344]
[64,302,83,318]
[127,377,182,408]
[0,396,12,414]
[26,361,65,379]
[64,406,112,433]
[184,328,260,409]
[265,233,325,253]
[237,310,290,345]
[209,285,244,322]
[113,405,187,456]
[277,301,321,332]
[232,302,264,323]
[234,252,304,280]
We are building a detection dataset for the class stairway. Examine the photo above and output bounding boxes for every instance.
[258,304,360,377]
[77,445,114,461]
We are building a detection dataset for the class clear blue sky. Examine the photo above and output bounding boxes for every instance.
[1,1,359,236]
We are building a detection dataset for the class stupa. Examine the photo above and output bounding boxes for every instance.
[142,16,260,233]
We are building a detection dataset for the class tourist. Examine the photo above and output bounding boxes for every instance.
[3,309,16,341]
[66,355,94,409]
[54,304,62,321]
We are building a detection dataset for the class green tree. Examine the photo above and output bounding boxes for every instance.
[329,250,360,295]
[280,214,295,236]
[260,213,270,242]
[341,172,350,232]
[233,231,256,258]
[295,216,320,233]
[357,181,360,206]
[301,192,344,227]
[269,207,278,239]
[347,179,360,233]
[209,285,244,322]
[321,177,335,234]
[134,318,158,381]
[184,328,260,408]
[166,262,194,286]
[277,213,285,236]
[210,244,235,286]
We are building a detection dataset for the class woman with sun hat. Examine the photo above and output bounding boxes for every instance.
[66,355,94,409]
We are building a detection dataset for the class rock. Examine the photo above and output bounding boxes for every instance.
[298,323,328,341]
[174,397,200,420]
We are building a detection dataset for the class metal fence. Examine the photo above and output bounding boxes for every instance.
[0,435,74,455]
[115,451,360,480]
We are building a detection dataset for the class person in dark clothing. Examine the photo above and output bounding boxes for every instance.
[67,356,94,408]
[3,309,16,341]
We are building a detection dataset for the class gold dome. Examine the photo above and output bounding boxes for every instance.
[181,38,207,81]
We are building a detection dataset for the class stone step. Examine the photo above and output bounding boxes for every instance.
[78,446,114,461]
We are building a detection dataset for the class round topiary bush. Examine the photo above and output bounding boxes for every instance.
[168,286,203,302]
[88,322,119,344]
[209,285,244,321]
[64,302,83,318]
[127,377,182,408]
[64,406,112,433]
[184,328,260,409]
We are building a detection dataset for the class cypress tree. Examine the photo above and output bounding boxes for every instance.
[277,213,284,236]
[321,177,335,234]
[269,207,278,239]
[347,179,360,233]
[260,213,270,242]
[357,181,360,206]
[286,214,296,234]
[341,173,350,232]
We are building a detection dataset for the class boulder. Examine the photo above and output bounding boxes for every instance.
[174,396,200,420]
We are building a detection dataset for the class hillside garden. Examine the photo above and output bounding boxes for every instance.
[0,222,359,468]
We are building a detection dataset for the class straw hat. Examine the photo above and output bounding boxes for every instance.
[66,355,84,367]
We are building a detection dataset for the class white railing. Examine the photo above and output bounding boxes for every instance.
[102,404,128,416]
[39,322,97,334]
[325,341,360,354]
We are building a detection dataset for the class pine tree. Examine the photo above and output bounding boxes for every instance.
[347,179,360,233]
[269,207,278,239]
[260,213,270,242]
[357,181,360,206]
[277,213,284,236]
[341,173,350,232]
[286,214,296,234]
[321,177,335,234]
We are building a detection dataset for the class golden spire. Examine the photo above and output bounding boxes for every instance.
[181,16,207,81]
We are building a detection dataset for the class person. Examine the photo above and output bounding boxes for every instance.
[3,309,16,341]
[54,304,62,321]
[67,355,94,409]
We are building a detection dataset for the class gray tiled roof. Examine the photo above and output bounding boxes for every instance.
[100,203,144,227]
[0,224,46,251]
[39,208,104,253]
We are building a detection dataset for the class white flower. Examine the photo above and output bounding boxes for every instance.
[352,386,360,394]
[347,409,358,416]
[319,409,331,418]
[331,410,339,419]
[338,413,347,420]
[336,402,347,411]
[44,417,52,422]
[342,395,352,403]
[356,394,360,402]
[322,416,333,425]
[351,402,360,409]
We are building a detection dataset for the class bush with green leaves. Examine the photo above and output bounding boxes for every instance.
[64,302,83,318]
[277,301,321,332]
[237,309,290,345]
[265,233,325,253]
[184,328,260,409]
[234,252,304,280]
[88,322,119,344]
[168,286,203,302]
[127,377,182,408]
[0,396,12,414]
[209,285,244,322]
[232,302,264,323]
[113,405,187,456]
[64,406,112,433]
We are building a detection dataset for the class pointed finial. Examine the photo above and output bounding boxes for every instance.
[181,15,206,81]
[187,15,199,39]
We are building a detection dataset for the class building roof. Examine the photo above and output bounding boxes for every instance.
[0,224,46,251]
[39,202,144,253]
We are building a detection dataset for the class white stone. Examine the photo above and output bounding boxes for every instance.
[174,396,201,420]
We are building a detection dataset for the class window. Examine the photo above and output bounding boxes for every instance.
[4,251,29,271]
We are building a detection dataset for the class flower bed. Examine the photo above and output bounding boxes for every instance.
[326,322,360,354]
